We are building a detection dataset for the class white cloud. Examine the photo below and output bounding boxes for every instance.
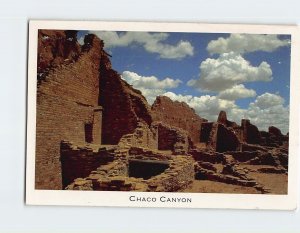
[251,92,284,109]
[189,52,272,92]
[207,34,290,55]
[137,88,166,105]
[162,91,289,134]
[122,71,182,89]
[121,71,182,104]
[121,70,289,133]
[163,92,237,121]
[218,84,256,100]
[86,31,194,59]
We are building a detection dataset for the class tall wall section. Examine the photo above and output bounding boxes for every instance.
[35,32,103,189]
[98,54,153,145]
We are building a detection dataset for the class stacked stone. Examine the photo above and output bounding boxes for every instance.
[146,156,195,192]
[36,32,105,190]
[99,62,153,145]
[151,95,207,144]
[152,121,190,154]
[118,121,158,150]
[128,147,172,161]
[195,164,259,189]
[60,141,117,188]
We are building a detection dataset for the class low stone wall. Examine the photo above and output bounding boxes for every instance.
[146,156,195,192]
[190,149,225,164]
[118,121,158,150]
[128,147,172,161]
[226,151,259,162]
[66,148,195,192]
[60,141,116,188]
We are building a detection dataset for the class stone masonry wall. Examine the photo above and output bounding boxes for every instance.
[206,123,240,152]
[152,96,206,144]
[200,122,213,143]
[66,151,195,192]
[60,141,116,188]
[35,32,103,190]
[118,121,158,150]
[153,122,190,154]
[99,55,153,145]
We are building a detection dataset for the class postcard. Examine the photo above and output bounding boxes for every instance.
[26,20,299,209]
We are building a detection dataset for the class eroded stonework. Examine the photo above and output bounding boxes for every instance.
[36,30,289,194]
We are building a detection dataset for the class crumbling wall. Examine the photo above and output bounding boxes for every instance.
[99,56,153,145]
[37,30,81,84]
[200,122,213,143]
[35,32,103,189]
[153,122,190,154]
[206,122,240,152]
[152,96,206,144]
[216,124,240,152]
[60,141,116,188]
[241,119,261,144]
[66,153,195,192]
[118,121,158,149]
[147,156,195,192]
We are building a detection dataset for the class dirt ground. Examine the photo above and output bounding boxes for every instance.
[182,164,288,194]
[183,180,260,194]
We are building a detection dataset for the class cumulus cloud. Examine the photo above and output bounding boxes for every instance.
[189,52,272,92]
[87,31,194,59]
[162,91,289,134]
[218,84,256,100]
[121,71,182,104]
[122,71,182,89]
[251,92,284,109]
[121,70,288,133]
[163,92,237,121]
[207,34,290,55]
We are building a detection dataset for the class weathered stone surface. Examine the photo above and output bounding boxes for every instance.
[118,121,158,150]
[217,110,239,128]
[99,64,153,145]
[217,110,228,125]
[152,121,191,155]
[36,31,289,195]
[36,32,103,190]
[37,30,81,84]
[66,148,194,192]
[152,96,206,144]
[269,126,283,137]
[60,141,117,188]
[206,122,240,152]
[241,119,261,144]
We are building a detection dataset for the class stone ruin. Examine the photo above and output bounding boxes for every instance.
[35,30,289,194]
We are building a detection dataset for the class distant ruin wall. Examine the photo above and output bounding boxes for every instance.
[200,122,213,143]
[216,124,240,152]
[154,122,190,154]
[241,119,261,144]
[35,32,103,190]
[206,123,240,152]
[152,96,206,144]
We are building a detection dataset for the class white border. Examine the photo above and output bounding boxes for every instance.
[26,20,300,210]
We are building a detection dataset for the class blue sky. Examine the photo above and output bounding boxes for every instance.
[77,31,291,133]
